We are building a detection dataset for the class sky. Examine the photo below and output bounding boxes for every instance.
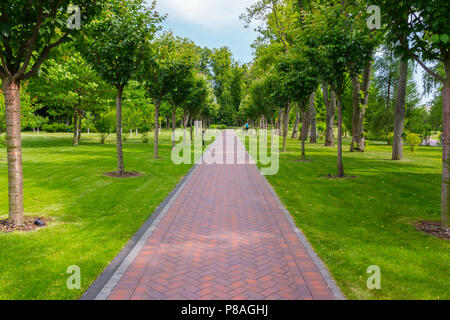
[152,0,431,105]
[153,0,258,64]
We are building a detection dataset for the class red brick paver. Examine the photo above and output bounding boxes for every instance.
[106,130,337,300]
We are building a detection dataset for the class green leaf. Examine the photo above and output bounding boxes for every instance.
[440,34,449,44]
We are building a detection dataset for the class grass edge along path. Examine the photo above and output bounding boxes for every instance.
[243,132,449,300]
[0,131,199,300]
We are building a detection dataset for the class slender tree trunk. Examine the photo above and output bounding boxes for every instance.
[325,88,336,147]
[337,94,344,178]
[278,108,283,134]
[350,76,361,152]
[282,103,290,152]
[73,110,79,146]
[190,116,194,142]
[77,110,82,144]
[301,108,307,160]
[358,62,372,152]
[171,108,176,149]
[392,58,408,160]
[154,99,160,158]
[3,79,24,225]
[441,60,450,232]
[309,92,317,143]
[292,109,300,138]
[116,86,125,173]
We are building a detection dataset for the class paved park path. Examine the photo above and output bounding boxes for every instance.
[94,130,342,300]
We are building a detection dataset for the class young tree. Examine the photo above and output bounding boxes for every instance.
[277,55,318,160]
[139,32,197,158]
[77,0,163,174]
[0,0,102,225]
[29,45,107,146]
[301,1,376,177]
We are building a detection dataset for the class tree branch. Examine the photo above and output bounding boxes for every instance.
[20,32,70,81]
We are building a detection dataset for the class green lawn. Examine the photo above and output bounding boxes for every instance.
[0,131,194,300]
[248,133,449,300]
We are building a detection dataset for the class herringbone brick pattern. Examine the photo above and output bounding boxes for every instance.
[107,131,336,300]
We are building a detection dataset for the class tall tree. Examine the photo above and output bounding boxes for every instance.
[77,0,162,173]
[301,1,376,177]
[0,0,102,225]
[376,0,450,231]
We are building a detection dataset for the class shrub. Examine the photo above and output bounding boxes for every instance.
[211,124,227,130]
[42,123,70,133]
[406,133,421,152]
[139,123,151,144]
[386,132,394,146]
[95,112,115,144]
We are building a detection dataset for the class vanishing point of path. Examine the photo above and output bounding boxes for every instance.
[90,130,342,300]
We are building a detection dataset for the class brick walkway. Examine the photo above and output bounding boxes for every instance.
[103,130,340,300]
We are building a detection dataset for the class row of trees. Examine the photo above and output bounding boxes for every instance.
[0,0,246,225]
[238,0,448,231]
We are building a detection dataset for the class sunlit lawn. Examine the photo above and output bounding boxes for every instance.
[248,133,449,300]
[0,130,194,299]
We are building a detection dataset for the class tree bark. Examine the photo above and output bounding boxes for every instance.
[116,86,125,173]
[282,103,290,152]
[309,92,317,143]
[73,109,79,146]
[358,62,372,152]
[171,108,176,149]
[3,79,24,225]
[337,94,344,178]
[441,60,450,232]
[77,110,82,144]
[350,76,361,152]
[190,116,194,142]
[323,83,336,147]
[292,109,300,138]
[154,99,160,158]
[392,58,408,160]
[278,108,283,134]
[301,109,307,160]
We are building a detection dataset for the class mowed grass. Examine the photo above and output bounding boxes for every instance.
[247,133,449,300]
[0,131,194,300]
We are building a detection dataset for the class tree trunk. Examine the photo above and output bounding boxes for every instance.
[282,103,290,152]
[154,99,160,158]
[116,86,125,173]
[392,58,408,160]
[292,109,300,138]
[337,94,344,178]
[73,110,79,146]
[358,62,372,152]
[301,109,307,160]
[3,79,24,225]
[441,60,450,232]
[190,116,194,142]
[350,76,361,152]
[309,92,317,143]
[325,90,336,147]
[278,108,283,134]
[323,82,336,147]
[171,108,176,149]
[77,110,82,144]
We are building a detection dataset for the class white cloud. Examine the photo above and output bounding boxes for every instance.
[155,0,255,30]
